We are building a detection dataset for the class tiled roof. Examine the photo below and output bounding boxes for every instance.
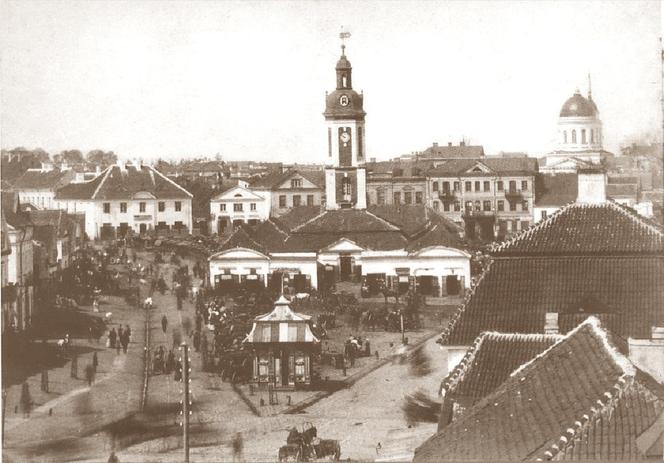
[294,209,399,234]
[217,227,267,255]
[440,332,560,401]
[405,214,465,252]
[442,256,664,345]
[427,157,538,177]
[249,168,324,190]
[492,202,663,256]
[55,165,192,200]
[368,205,431,237]
[365,160,434,177]
[420,144,485,159]
[415,318,664,462]
[270,206,323,232]
[534,173,578,207]
[11,169,70,190]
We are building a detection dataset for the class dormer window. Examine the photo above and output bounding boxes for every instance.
[291,178,302,188]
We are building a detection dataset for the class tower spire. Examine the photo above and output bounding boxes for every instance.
[340,27,351,56]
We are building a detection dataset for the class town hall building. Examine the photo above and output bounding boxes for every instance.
[208,41,471,297]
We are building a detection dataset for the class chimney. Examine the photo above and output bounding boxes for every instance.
[432,142,439,148]
[628,326,664,383]
[576,168,606,204]
[460,141,465,147]
[544,312,559,334]
[448,142,452,147]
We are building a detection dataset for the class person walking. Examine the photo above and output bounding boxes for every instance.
[85,364,95,386]
[232,432,244,463]
[92,351,99,372]
[161,315,168,334]
[20,382,32,417]
[125,324,131,341]
[109,328,117,349]
[116,327,123,354]
[107,451,119,463]
[120,330,129,354]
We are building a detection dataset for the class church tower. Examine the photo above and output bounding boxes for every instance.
[323,34,367,210]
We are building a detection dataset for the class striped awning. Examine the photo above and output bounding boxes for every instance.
[244,295,319,344]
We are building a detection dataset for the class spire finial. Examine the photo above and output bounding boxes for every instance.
[588,73,592,99]
[340,27,351,56]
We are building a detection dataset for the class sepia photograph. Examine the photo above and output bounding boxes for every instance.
[1,1,663,462]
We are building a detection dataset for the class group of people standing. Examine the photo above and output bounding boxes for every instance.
[107,325,131,354]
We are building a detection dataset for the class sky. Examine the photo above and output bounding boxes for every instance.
[1,0,662,164]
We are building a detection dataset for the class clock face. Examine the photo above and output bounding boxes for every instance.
[339,95,349,106]
[340,132,351,143]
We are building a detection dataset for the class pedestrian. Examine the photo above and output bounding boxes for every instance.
[125,324,131,341]
[109,328,117,349]
[161,315,168,334]
[116,327,123,354]
[20,382,32,417]
[193,330,201,352]
[165,350,175,374]
[85,364,95,386]
[107,451,119,463]
[232,432,243,463]
[92,351,99,372]
[121,332,129,354]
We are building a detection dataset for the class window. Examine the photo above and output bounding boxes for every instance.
[404,192,412,204]
[291,178,302,188]
[442,181,450,192]
[497,181,504,191]
[294,356,306,377]
[483,200,491,211]
[453,182,460,192]
[342,178,352,196]
[506,220,513,232]
[432,181,439,192]
[590,130,595,143]
[279,195,287,208]
[465,201,473,212]
[581,129,586,144]
[234,203,243,212]
[175,201,182,212]
[139,202,146,213]
[508,180,516,192]
[103,203,110,214]
[377,189,385,205]
[522,200,529,211]
[158,201,165,212]
[474,200,481,211]
[433,201,440,211]
[443,202,450,212]
[120,202,127,213]
[292,195,301,207]
[465,181,472,192]
[393,192,401,204]
[563,131,568,144]
[497,200,505,211]
[541,210,548,220]
[415,192,423,204]
[454,201,461,212]
[509,201,517,212]
[474,181,480,192]
[483,181,490,192]
[220,203,226,211]
[250,203,257,211]
[521,180,528,191]
[571,129,577,143]
[307,194,314,206]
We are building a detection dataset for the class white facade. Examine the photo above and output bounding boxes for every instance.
[17,189,56,210]
[210,185,270,234]
[5,224,34,332]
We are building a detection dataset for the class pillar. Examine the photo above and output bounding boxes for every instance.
[325,168,337,210]
[356,168,367,210]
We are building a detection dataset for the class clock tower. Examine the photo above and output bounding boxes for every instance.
[323,35,367,210]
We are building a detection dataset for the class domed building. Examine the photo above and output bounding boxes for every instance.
[541,83,613,173]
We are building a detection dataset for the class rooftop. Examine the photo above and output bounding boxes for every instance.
[427,157,538,177]
[416,318,664,462]
[11,169,71,190]
[534,173,578,207]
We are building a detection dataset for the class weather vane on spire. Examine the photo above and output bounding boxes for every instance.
[340,26,351,55]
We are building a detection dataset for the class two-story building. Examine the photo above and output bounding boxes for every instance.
[427,157,538,240]
[1,192,34,333]
[54,161,193,239]
[365,161,431,206]
[11,167,74,210]
[209,180,270,234]
[250,168,324,217]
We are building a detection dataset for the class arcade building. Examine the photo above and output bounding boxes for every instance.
[208,41,471,298]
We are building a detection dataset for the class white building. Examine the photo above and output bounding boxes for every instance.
[54,161,193,239]
[10,168,74,210]
[209,41,471,297]
[541,82,613,173]
[209,180,270,234]
[249,168,325,217]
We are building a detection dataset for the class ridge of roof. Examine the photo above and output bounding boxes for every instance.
[91,167,113,200]
[290,209,329,233]
[151,165,194,198]
[362,210,403,233]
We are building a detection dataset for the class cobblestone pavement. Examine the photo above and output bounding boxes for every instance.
[3,256,151,459]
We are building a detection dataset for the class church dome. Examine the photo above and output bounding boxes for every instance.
[324,89,365,120]
[559,90,598,117]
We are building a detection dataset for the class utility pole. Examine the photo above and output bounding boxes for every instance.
[180,343,190,463]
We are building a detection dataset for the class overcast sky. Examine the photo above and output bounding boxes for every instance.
[1,1,662,163]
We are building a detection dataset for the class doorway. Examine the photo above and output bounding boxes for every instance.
[339,255,352,281]
[446,275,461,296]
[281,352,290,386]
[139,223,147,235]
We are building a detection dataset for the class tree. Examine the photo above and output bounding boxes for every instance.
[58,150,84,164]
[85,150,117,166]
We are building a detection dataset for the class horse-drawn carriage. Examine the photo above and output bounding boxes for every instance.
[278,423,340,462]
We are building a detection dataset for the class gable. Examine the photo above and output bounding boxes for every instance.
[211,186,265,202]
[209,247,269,261]
[132,191,157,200]
[410,246,470,258]
[321,238,365,253]
[464,162,492,174]
[275,174,319,190]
